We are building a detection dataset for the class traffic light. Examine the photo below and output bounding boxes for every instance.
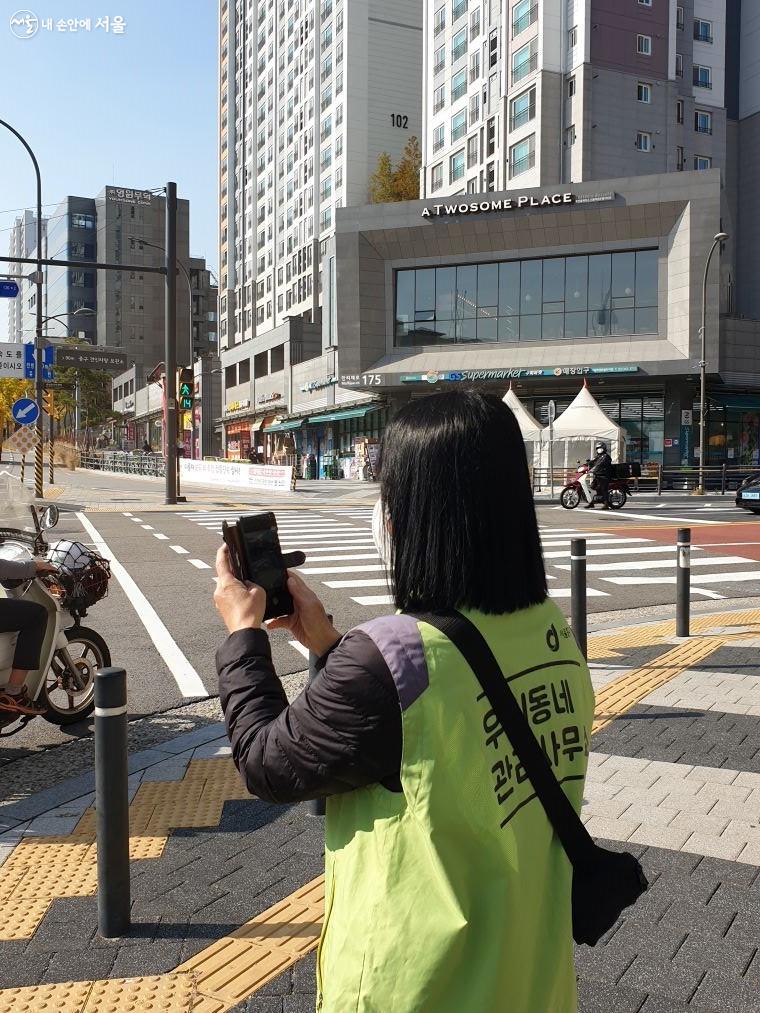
[178,368,194,411]
[42,390,54,417]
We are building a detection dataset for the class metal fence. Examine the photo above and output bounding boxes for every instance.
[80,452,166,478]
[532,463,756,496]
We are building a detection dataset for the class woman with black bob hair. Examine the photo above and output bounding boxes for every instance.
[215,389,594,1013]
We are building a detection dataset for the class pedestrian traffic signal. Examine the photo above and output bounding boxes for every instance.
[178,367,194,411]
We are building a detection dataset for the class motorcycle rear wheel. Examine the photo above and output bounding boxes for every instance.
[607,488,628,510]
[560,487,581,509]
[42,627,111,726]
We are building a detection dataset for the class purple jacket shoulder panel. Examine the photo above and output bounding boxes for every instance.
[356,614,429,712]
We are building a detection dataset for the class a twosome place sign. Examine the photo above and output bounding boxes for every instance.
[421,193,576,218]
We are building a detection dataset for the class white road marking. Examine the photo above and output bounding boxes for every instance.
[597,511,722,525]
[543,545,700,559]
[289,641,310,659]
[605,571,760,586]
[352,594,395,606]
[303,553,380,562]
[189,559,211,569]
[153,533,169,541]
[691,589,727,600]
[301,564,386,575]
[556,555,752,572]
[324,578,389,589]
[548,588,609,598]
[170,545,189,554]
[75,513,208,699]
[541,537,651,548]
[141,524,154,530]
[131,517,143,523]
[123,512,133,517]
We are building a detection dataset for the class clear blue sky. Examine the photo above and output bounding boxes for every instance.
[0,2,217,338]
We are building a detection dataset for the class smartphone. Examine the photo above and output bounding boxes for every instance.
[222,513,294,619]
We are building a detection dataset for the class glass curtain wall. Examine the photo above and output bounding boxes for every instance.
[395,250,659,345]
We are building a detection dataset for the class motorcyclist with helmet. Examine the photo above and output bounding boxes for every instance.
[586,442,613,510]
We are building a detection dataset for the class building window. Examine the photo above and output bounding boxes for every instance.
[509,133,535,177]
[489,31,498,68]
[695,110,712,134]
[470,50,480,82]
[452,27,467,62]
[512,39,537,83]
[636,131,652,151]
[676,99,684,123]
[676,145,685,170]
[470,92,480,123]
[71,212,95,229]
[320,207,332,231]
[675,53,683,77]
[567,76,576,98]
[694,155,712,170]
[638,0,652,5]
[431,163,444,192]
[694,18,713,44]
[512,0,537,37]
[467,133,479,167]
[451,109,467,141]
[568,26,577,48]
[433,124,445,153]
[394,249,659,346]
[486,118,496,156]
[637,81,652,103]
[693,64,712,88]
[433,84,446,113]
[451,68,467,102]
[450,149,466,182]
[452,0,467,23]
[565,125,576,147]
[637,34,652,56]
[510,86,536,129]
[433,5,446,36]
[470,7,480,37]
[676,5,684,29]
[433,44,445,75]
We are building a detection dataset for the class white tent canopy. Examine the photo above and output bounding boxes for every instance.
[502,386,544,442]
[549,383,625,466]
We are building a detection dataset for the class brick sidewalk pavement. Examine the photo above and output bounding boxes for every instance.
[2,609,760,1010]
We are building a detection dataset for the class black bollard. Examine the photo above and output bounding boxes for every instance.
[676,528,691,638]
[571,538,588,659]
[94,667,131,938]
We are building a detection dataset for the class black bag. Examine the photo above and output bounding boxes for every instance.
[410,610,648,946]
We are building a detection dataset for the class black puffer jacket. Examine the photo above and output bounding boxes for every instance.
[217,628,402,802]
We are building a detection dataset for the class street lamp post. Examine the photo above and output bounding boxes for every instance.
[0,118,45,497]
[697,231,729,496]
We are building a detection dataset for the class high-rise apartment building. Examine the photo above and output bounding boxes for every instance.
[422,0,727,197]
[218,0,423,352]
[6,210,47,343]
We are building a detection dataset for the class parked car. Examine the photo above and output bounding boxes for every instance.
[736,472,760,513]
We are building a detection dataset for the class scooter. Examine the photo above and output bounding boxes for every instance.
[0,501,112,733]
[559,462,630,510]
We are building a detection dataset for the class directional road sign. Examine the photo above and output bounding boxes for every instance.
[0,281,19,299]
[54,346,129,372]
[11,398,40,425]
[23,344,54,381]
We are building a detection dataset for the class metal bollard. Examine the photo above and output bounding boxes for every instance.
[94,667,131,938]
[571,538,588,659]
[676,528,691,638]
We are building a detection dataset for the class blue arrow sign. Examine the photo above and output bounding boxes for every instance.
[11,398,40,425]
[0,281,19,299]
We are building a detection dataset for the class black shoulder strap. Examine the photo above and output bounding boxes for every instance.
[410,610,595,868]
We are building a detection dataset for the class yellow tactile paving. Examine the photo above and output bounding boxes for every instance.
[0,975,195,1013]
[0,980,93,1013]
[0,758,251,941]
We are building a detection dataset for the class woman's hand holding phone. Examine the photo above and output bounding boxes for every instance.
[214,545,267,633]
[266,570,341,657]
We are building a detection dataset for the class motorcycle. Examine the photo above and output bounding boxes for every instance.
[559,462,630,510]
[0,492,112,733]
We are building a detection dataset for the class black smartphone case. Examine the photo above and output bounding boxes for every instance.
[222,517,295,619]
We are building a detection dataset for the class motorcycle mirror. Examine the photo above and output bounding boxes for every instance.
[40,505,59,530]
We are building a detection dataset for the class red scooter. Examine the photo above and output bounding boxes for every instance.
[560,462,630,510]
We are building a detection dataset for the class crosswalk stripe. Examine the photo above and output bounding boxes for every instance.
[604,571,760,586]
[352,594,395,606]
[324,578,389,589]
[548,588,609,598]
[543,545,689,560]
[300,564,386,575]
[541,537,651,548]
[557,555,754,573]
[289,641,309,659]
[302,553,380,562]
[189,559,211,570]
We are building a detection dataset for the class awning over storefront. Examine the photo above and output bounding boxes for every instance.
[306,406,377,424]
[263,419,304,433]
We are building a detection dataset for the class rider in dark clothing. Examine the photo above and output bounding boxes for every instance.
[586,442,613,509]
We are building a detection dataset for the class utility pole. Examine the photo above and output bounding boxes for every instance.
[164,182,178,505]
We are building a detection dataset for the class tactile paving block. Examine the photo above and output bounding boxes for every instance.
[82,974,194,1012]
[0,980,92,1013]
[0,897,54,941]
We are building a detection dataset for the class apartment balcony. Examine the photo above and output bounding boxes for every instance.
[512,54,538,84]
[434,59,445,76]
[693,75,712,89]
[431,178,443,192]
[510,106,535,130]
[512,4,537,37]
[693,28,713,44]
[509,151,535,177]
[451,82,468,102]
[452,42,467,62]
[433,98,446,114]
[452,0,468,23]
[695,123,713,134]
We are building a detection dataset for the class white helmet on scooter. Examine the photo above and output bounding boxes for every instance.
[46,540,111,611]
[46,540,94,575]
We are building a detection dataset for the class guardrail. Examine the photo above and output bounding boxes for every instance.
[533,463,757,496]
[80,452,166,478]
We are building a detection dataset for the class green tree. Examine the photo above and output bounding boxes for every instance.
[393,136,422,201]
[52,340,120,435]
[368,152,398,204]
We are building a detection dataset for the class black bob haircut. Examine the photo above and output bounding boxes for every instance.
[379,389,547,614]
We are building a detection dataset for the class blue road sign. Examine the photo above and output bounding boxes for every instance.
[11,398,40,425]
[0,281,19,299]
[23,343,54,381]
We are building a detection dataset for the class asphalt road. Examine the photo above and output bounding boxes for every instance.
[2,489,759,765]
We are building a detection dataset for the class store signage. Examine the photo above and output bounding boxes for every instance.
[300,376,337,393]
[257,391,283,405]
[226,398,251,413]
[341,365,640,387]
[106,186,154,205]
[421,193,576,218]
